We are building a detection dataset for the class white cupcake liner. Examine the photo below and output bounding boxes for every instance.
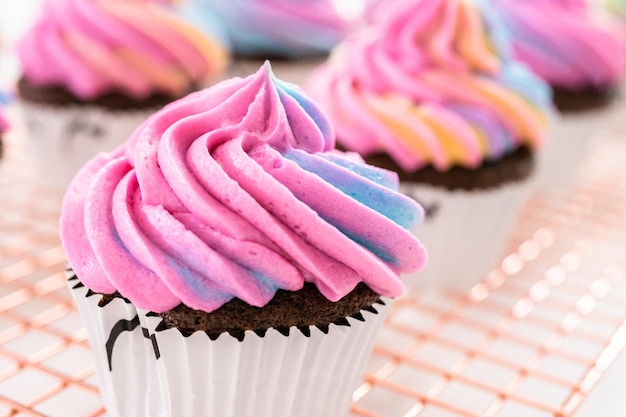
[537,97,624,192]
[613,81,626,134]
[401,178,534,292]
[67,270,165,417]
[68,270,389,417]
[19,101,153,189]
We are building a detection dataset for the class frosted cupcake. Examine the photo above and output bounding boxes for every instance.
[306,0,552,291]
[17,0,229,189]
[61,63,426,417]
[0,108,8,161]
[491,0,626,110]
[491,0,626,189]
[182,0,364,84]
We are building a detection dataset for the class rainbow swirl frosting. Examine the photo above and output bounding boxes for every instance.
[60,63,426,313]
[17,0,229,101]
[185,0,361,58]
[306,0,552,173]
[491,0,626,90]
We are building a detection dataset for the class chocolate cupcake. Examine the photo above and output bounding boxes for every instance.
[17,0,229,189]
[0,107,7,161]
[306,0,552,291]
[62,63,427,417]
[490,0,626,189]
[491,0,626,111]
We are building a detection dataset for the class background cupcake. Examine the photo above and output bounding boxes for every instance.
[182,0,365,84]
[490,0,626,190]
[491,0,626,110]
[0,106,8,161]
[17,0,229,189]
[61,63,427,417]
[306,0,552,291]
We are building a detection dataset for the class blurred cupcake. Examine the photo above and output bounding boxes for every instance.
[306,0,552,291]
[183,0,365,84]
[491,0,626,111]
[491,0,626,189]
[17,0,229,189]
[0,107,8,161]
[61,63,427,417]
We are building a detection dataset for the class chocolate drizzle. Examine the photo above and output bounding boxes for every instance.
[103,315,161,371]
[105,315,140,371]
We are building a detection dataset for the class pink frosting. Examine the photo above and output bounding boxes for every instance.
[18,0,229,100]
[60,63,427,313]
[492,0,626,89]
[306,0,551,173]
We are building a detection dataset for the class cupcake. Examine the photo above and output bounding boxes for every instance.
[183,0,364,84]
[491,0,626,111]
[17,0,229,189]
[605,0,626,107]
[0,107,8,160]
[306,0,552,291]
[61,63,427,417]
[490,0,626,189]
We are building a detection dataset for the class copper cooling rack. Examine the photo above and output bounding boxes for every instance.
[1,123,626,417]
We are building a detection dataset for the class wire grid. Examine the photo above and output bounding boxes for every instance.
[351,130,626,417]
[0,128,624,417]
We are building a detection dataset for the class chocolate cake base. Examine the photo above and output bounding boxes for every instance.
[552,85,617,112]
[18,77,186,111]
[90,277,381,341]
[364,146,534,191]
[156,283,381,339]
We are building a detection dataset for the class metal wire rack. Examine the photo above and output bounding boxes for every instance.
[0,124,625,417]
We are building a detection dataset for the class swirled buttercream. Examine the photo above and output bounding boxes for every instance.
[17,0,229,100]
[306,0,552,173]
[60,63,427,313]
[184,0,361,58]
[491,0,626,90]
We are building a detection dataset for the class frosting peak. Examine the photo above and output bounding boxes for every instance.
[306,0,552,172]
[61,63,426,313]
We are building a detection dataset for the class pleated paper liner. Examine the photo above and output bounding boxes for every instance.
[537,92,626,193]
[67,269,390,417]
[401,177,534,292]
[19,101,154,190]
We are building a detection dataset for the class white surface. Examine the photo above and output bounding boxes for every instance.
[576,348,626,417]
[1,1,626,416]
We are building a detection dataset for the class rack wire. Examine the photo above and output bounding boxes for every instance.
[0,126,625,417]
